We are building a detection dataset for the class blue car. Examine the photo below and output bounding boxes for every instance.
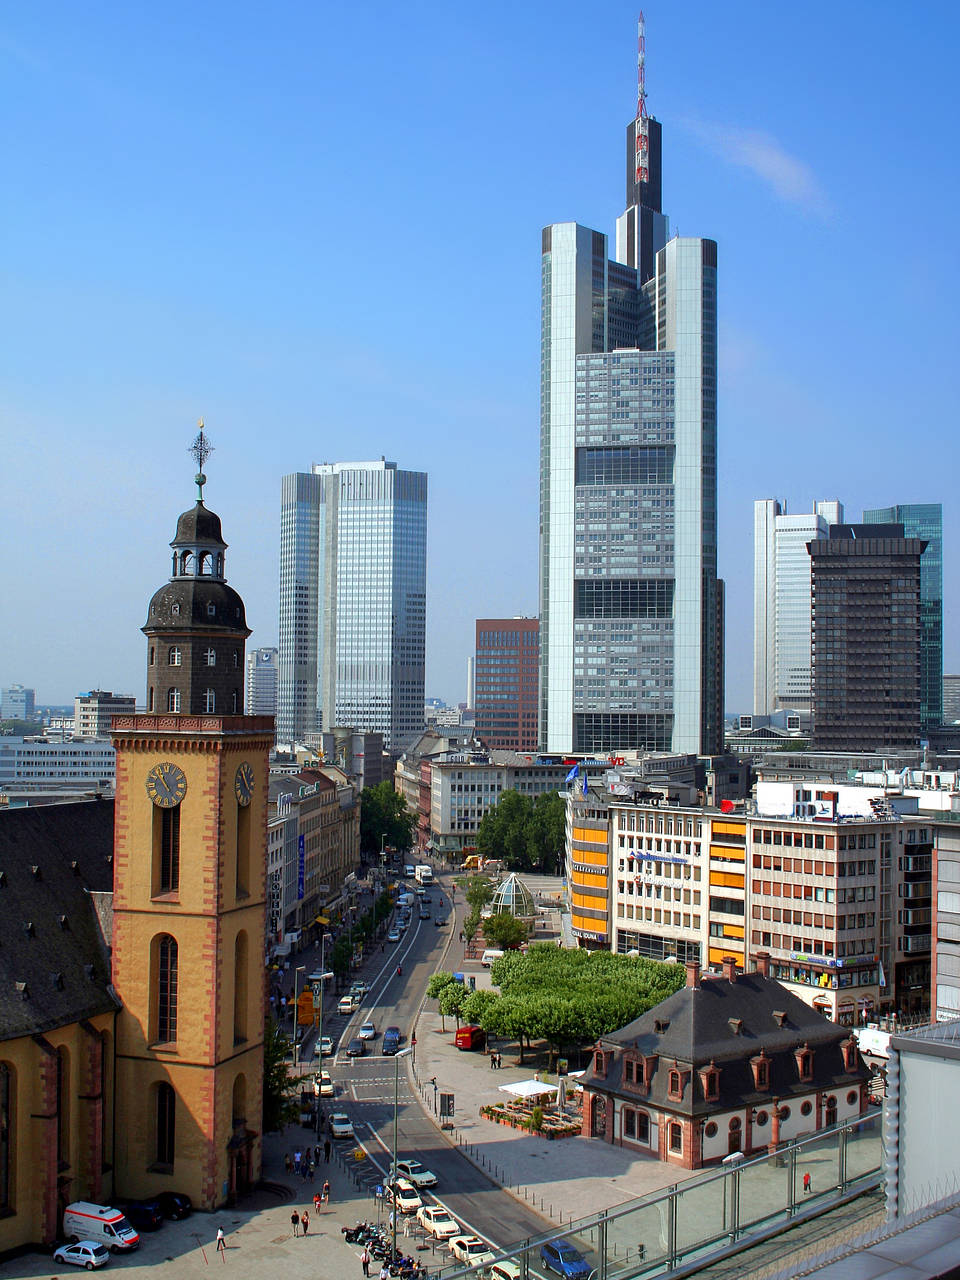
[539,1239,591,1280]
[382,1026,402,1055]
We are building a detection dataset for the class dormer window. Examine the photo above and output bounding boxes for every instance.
[750,1053,771,1091]
[841,1037,858,1072]
[668,1068,683,1100]
[795,1044,814,1082]
[594,1050,605,1075]
[700,1062,720,1101]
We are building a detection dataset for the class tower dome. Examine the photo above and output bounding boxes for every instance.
[142,426,251,716]
[490,872,536,920]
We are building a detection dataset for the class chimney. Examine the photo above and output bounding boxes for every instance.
[685,959,701,989]
[722,956,739,982]
[755,951,771,979]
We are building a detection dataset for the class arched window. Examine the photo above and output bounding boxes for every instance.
[56,1046,70,1168]
[233,933,248,1044]
[669,1122,682,1154]
[204,648,216,667]
[231,691,238,713]
[148,686,154,712]
[203,689,216,713]
[236,801,250,896]
[233,651,240,669]
[155,806,180,894]
[198,552,211,576]
[0,1062,14,1213]
[168,688,181,713]
[157,935,178,1043]
[824,1095,837,1126]
[149,646,155,666]
[155,1082,175,1166]
[168,647,181,667]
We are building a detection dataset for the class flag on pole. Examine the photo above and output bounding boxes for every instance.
[564,763,580,785]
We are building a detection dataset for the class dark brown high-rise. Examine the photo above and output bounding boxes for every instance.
[808,524,926,751]
[475,618,539,752]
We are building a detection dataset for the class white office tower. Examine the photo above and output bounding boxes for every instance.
[753,499,844,715]
[245,647,279,716]
[539,19,723,755]
[466,656,475,710]
[278,461,427,750]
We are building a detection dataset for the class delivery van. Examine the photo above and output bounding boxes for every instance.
[63,1202,140,1251]
[481,949,505,967]
[455,1024,486,1051]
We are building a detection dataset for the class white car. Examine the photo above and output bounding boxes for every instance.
[358,1021,377,1040]
[392,1159,438,1188]
[387,929,401,943]
[315,1035,334,1057]
[417,1205,460,1240]
[489,1263,523,1280]
[387,1179,422,1214]
[329,1113,354,1139]
[315,1071,334,1098]
[53,1241,111,1269]
[449,1236,496,1267]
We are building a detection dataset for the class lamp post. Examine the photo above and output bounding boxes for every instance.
[292,964,306,1074]
[391,1047,414,1260]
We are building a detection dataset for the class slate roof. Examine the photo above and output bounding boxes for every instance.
[584,972,868,1117]
[173,501,225,546]
[0,800,117,1041]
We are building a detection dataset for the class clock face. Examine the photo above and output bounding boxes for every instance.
[235,761,255,806]
[146,762,187,808]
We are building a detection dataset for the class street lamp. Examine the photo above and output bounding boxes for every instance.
[391,1047,414,1261]
[292,965,306,1074]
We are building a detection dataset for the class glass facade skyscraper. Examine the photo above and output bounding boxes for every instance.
[539,42,723,755]
[863,504,943,730]
[278,460,427,749]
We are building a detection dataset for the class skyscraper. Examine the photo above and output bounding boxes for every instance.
[753,499,843,715]
[245,646,279,716]
[808,524,926,751]
[863,504,943,730]
[278,460,427,750]
[475,617,539,751]
[538,19,723,756]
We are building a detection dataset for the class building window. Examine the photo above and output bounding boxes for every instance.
[204,648,216,667]
[157,806,180,894]
[167,688,181,713]
[824,1095,837,1125]
[157,935,178,1043]
[233,932,248,1044]
[233,651,240,669]
[669,1122,682,1154]
[231,691,238,713]
[800,1100,813,1117]
[56,1047,70,1169]
[236,802,250,897]
[168,647,181,666]
[0,1063,12,1212]
[203,689,216,713]
[624,1109,636,1138]
[668,1069,682,1099]
[207,602,216,617]
[704,1121,718,1139]
[754,1110,768,1127]
[149,646,155,666]
[846,1090,858,1106]
[156,1082,175,1166]
[148,687,154,712]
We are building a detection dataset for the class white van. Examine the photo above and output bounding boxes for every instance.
[481,949,505,967]
[63,1202,140,1251]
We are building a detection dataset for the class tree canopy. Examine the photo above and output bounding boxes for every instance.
[359,780,417,854]
[480,911,528,949]
[476,790,565,874]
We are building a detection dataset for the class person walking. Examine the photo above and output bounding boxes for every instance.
[324,1138,331,1162]
[294,1148,302,1172]
[215,1226,226,1254]
[803,1172,812,1195]
[322,1178,330,1204]
[290,1210,300,1237]
[489,1051,496,1069]
[301,1210,310,1236]
[314,1144,321,1164]
[313,1192,322,1213]
[360,1245,371,1276]
[379,1264,390,1280]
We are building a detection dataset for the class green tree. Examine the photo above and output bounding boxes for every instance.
[262,1019,299,1131]
[427,971,457,1030]
[477,789,565,872]
[330,936,353,982]
[438,979,469,1029]
[481,911,528,950]
[464,876,495,912]
[463,988,499,1026]
[359,781,417,854]
[527,792,566,874]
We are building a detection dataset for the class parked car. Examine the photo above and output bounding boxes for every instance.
[539,1239,591,1280]
[489,1263,523,1280]
[448,1236,496,1267]
[391,1159,437,1188]
[416,1205,460,1240]
[346,1037,365,1057]
[329,1113,354,1139]
[155,1192,192,1221]
[116,1199,163,1231]
[382,1026,402,1055]
[53,1241,111,1269]
[386,1179,422,1215]
[358,1021,377,1040]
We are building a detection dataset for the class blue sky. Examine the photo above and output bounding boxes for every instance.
[1,1,957,712]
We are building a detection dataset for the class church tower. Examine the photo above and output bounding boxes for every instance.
[111,427,272,1208]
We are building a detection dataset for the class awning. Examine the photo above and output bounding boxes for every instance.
[498,1080,555,1100]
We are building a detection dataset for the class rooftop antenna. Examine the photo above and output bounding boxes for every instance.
[635,13,649,187]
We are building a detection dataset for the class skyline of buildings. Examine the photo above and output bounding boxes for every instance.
[278,459,427,750]
[538,59,723,758]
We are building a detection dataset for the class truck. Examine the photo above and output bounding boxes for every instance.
[415,864,434,886]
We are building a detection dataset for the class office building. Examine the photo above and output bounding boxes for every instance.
[278,460,427,750]
[539,19,723,758]
[73,689,136,738]
[475,618,539,751]
[466,656,475,710]
[944,675,960,725]
[245,646,279,716]
[809,524,926,751]
[1,684,35,721]
[0,736,116,799]
[863,504,943,730]
[753,499,843,715]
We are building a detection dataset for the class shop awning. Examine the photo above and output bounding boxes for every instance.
[498,1080,555,1099]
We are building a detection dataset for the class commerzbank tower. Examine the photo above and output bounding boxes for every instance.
[539,16,723,757]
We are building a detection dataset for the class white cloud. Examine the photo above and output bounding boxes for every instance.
[682,116,832,216]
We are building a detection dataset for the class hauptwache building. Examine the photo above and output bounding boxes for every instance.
[0,447,272,1257]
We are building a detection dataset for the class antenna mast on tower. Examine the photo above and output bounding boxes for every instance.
[635,12,649,187]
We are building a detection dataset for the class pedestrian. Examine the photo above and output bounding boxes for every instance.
[322,1178,330,1204]
[294,1148,302,1171]
[284,1153,292,1174]
[361,1246,371,1277]
[301,1210,310,1236]
[314,1144,321,1164]
[380,1264,390,1280]
[803,1172,812,1195]
[490,1051,496,1069]
[313,1192,321,1212]
[324,1138,331,1162]
[290,1210,300,1237]
[216,1226,226,1254]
